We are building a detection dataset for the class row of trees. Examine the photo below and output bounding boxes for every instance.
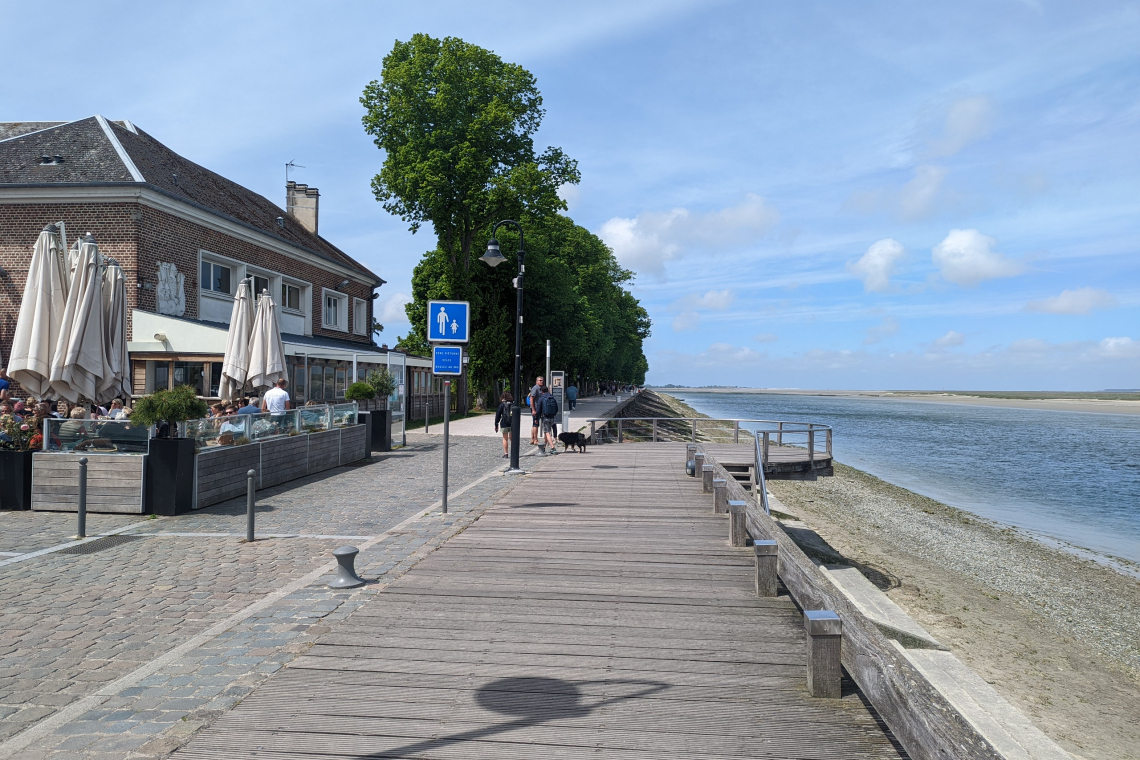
[361,34,649,406]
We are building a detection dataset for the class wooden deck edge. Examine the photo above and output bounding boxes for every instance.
[698,445,1015,760]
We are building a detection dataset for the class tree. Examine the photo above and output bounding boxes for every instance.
[361,34,579,271]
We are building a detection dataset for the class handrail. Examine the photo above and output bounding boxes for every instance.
[753,434,771,515]
[584,416,831,431]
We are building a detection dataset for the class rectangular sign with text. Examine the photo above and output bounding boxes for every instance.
[432,345,463,375]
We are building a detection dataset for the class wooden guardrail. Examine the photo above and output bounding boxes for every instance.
[697,444,1005,760]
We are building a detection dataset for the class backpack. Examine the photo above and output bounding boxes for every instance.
[541,393,559,418]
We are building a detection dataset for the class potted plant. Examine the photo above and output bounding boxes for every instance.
[365,368,397,452]
[132,385,208,516]
[0,413,37,510]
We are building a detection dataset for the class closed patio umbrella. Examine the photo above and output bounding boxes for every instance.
[49,235,108,403]
[97,260,132,403]
[245,289,287,391]
[8,225,69,398]
[218,279,255,401]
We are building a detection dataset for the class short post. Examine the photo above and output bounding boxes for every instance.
[76,457,88,539]
[245,469,256,542]
[329,546,365,588]
[777,421,783,447]
[425,399,430,435]
[762,432,769,465]
[685,443,697,466]
[808,429,815,467]
[652,418,658,442]
[590,420,596,444]
[701,464,714,493]
[617,418,623,444]
[804,611,843,698]
[692,452,704,478]
[442,380,451,514]
[733,421,739,443]
[728,499,747,546]
[826,428,833,457]
[753,540,778,597]
[712,478,727,513]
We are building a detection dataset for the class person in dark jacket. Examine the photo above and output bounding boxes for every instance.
[494,392,513,458]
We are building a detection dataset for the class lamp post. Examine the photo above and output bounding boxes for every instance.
[480,220,525,474]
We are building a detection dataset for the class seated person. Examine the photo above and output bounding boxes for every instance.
[57,407,92,448]
[238,396,260,415]
[106,399,126,419]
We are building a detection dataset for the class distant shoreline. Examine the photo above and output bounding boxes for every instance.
[648,387,1140,416]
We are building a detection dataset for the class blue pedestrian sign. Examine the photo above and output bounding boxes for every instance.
[427,300,470,343]
[432,345,463,376]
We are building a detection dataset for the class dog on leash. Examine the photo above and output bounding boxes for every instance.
[557,430,588,453]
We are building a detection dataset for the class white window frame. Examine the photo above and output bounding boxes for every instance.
[281,280,305,315]
[322,288,347,332]
[199,254,235,297]
[198,250,313,335]
[352,297,368,336]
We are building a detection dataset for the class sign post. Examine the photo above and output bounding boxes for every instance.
[431,343,464,515]
[550,370,566,435]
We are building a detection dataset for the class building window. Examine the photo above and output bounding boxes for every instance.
[323,365,335,399]
[252,275,270,300]
[310,364,323,401]
[353,298,368,336]
[282,283,301,312]
[335,367,346,399]
[200,260,231,294]
[323,290,346,330]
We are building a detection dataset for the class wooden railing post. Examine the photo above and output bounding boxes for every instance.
[728,500,747,547]
[712,478,727,514]
[653,418,658,442]
[804,611,842,698]
[808,429,815,467]
[692,452,704,479]
[589,420,596,444]
[733,421,739,443]
[826,428,832,457]
[701,465,714,493]
[776,421,783,446]
[753,540,778,597]
[617,418,623,444]
[691,419,696,443]
[762,432,769,465]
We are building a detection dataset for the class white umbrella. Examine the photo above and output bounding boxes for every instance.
[246,289,287,391]
[8,225,69,398]
[218,279,255,401]
[49,235,108,403]
[97,260,131,403]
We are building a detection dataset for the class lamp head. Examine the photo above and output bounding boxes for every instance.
[480,237,506,268]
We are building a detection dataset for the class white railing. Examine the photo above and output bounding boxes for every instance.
[584,417,832,459]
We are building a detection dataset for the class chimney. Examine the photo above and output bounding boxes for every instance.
[285,181,319,235]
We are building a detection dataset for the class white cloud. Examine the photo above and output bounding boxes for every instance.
[932,96,994,157]
[672,311,700,332]
[1025,287,1118,315]
[848,238,905,292]
[932,330,965,348]
[899,165,948,220]
[863,315,900,345]
[1094,337,1140,359]
[598,194,779,275]
[673,289,734,312]
[752,333,778,343]
[376,292,412,326]
[932,229,1023,287]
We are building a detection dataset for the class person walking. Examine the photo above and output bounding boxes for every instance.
[494,391,513,458]
[566,382,578,411]
[527,375,546,446]
[538,386,560,455]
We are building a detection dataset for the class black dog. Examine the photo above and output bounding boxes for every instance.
[558,431,588,453]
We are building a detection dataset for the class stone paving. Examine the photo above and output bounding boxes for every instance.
[0,434,547,759]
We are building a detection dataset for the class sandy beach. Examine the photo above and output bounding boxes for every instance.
[657,387,1140,415]
[650,391,1140,759]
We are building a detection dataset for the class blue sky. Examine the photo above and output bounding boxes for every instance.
[4,1,1137,389]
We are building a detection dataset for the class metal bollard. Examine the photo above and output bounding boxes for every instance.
[701,464,714,493]
[329,546,366,588]
[754,540,778,597]
[692,452,704,478]
[712,478,728,513]
[804,611,843,698]
[244,470,256,542]
[728,500,747,546]
[76,457,88,539]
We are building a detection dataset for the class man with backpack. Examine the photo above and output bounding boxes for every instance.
[537,386,560,455]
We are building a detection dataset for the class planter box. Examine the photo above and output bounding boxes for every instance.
[340,425,367,465]
[261,435,309,488]
[196,442,260,508]
[369,410,392,452]
[32,453,147,514]
[147,437,196,516]
[0,450,34,510]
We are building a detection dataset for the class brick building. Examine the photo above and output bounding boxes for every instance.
[0,116,441,410]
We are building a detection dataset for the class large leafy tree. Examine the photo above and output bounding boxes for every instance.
[361,34,578,270]
[365,34,649,401]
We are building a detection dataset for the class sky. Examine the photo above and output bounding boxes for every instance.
[3,0,1138,390]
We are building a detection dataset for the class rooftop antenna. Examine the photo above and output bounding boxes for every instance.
[286,159,305,184]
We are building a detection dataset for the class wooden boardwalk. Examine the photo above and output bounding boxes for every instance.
[176,445,903,759]
[703,443,833,478]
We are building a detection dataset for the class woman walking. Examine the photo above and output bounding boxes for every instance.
[494,391,513,458]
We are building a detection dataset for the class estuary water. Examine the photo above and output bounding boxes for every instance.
[668,391,1140,565]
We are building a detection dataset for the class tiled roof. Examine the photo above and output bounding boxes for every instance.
[0,117,380,283]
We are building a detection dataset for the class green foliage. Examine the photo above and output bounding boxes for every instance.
[345,382,376,403]
[366,367,397,399]
[130,385,209,430]
[361,33,578,271]
[363,34,649,399]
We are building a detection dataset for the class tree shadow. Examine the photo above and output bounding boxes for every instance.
[356,676,668,759]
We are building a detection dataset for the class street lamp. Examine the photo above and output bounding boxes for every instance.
[482,220,525,474]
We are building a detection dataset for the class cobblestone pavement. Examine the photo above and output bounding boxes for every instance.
[0,435,548,759]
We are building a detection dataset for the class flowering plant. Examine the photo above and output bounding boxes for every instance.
[0,414,36,452]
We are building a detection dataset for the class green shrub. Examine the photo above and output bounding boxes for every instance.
[345,381,376,402]
[366,367,396,399]
[130,385,209,436]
